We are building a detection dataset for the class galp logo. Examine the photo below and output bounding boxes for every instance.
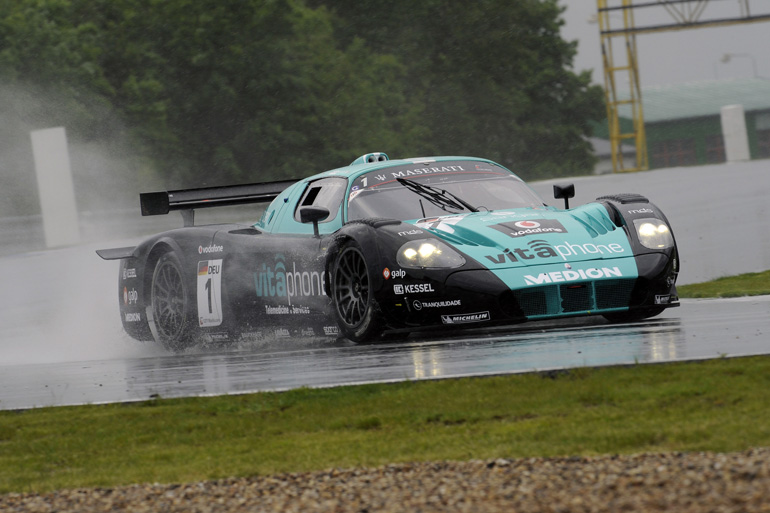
[383,268,406,280]
[490,219,567,239]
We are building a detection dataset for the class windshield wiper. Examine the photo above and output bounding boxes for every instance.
[396,178,479,214]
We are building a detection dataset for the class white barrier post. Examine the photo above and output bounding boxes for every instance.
[30,127,80,248]
[720,104,751,162]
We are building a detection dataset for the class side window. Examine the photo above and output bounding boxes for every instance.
[293,177,347,223]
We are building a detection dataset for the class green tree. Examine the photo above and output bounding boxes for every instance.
[0,0,116,133]
[310,0,604,179]
[0,0,602,195]
[0,0,425,187]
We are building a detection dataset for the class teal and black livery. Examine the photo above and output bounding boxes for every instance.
[98,153,679,349]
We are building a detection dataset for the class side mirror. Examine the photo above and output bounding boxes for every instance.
[553,184,575,209]
[299,206,330,238]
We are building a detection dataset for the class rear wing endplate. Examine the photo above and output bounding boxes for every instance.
[96,246,136,261]
[140,179,297,227]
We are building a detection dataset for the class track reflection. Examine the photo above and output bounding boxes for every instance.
[1,297,768,411]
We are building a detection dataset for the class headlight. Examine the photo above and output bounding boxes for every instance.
[633,218,674,249]
[397,239,466,269]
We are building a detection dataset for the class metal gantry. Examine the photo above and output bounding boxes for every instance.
[597,0,770,173]
[598,0,646,172]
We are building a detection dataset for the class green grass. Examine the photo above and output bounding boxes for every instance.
[678,269,770,298]
[2,270,768,494]
[2,356,770,494]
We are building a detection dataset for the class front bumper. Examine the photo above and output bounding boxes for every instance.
[379,252,678,329]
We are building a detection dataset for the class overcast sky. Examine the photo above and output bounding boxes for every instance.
[561,1,770,88]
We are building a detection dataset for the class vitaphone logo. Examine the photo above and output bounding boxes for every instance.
[485,239,625,265]
[253,254,325,306]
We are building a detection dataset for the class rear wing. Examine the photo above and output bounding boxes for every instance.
[140,179,298,227]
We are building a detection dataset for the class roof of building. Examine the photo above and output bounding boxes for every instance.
[622,77,770,123]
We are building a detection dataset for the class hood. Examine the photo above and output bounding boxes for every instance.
[407,205,633,270]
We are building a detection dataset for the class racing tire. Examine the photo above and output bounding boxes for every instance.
[148,252,194,352]
[331,241,384,343]
[603,306,665,323]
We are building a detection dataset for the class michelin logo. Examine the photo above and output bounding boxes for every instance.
[441,311,490,324]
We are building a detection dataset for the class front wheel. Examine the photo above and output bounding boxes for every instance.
[331,242,384,342]
[148,252,194,351]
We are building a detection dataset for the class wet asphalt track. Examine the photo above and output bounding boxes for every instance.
[1,296,768,410]
[1,161,769,410]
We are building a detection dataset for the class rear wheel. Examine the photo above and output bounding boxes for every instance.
[331,242,384,342]
[149,252,194,351]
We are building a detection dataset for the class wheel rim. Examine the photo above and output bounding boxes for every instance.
[152,258,186,340]
[334,247,370,327]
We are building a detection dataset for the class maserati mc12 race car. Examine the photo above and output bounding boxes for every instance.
[97,153,679,350]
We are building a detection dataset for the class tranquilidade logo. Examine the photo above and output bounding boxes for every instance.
[490,219,566,239]
[254,253,325,306]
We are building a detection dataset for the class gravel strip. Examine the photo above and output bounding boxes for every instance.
[3,448,770,512]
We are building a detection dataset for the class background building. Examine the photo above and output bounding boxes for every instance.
[593,77,770,170]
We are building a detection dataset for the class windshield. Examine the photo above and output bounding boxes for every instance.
[346,160,544,221]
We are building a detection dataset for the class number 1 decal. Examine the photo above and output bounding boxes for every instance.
[197,259,223,327]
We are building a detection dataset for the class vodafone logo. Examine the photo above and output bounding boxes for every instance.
[199,244,223,254]
[491,219,567,239]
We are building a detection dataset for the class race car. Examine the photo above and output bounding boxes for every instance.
[97,153,679,350]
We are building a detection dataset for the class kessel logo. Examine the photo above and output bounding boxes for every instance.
[393,283,435,294]
[490,219,567,239]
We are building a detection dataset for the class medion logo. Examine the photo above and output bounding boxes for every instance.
[124,312,141,323]
[524,267,623,286]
